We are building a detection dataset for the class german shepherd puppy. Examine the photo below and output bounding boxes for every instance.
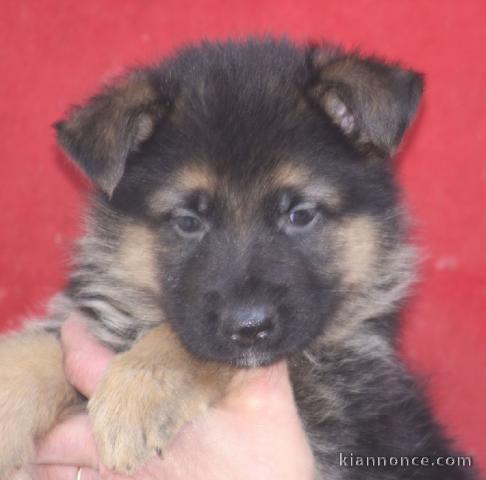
[0,38,476,479]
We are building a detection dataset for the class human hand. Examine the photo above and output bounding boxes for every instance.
[29,315,316,479]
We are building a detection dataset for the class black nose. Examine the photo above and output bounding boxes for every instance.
[222,305,276,346]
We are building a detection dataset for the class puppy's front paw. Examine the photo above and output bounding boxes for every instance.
[0,426,33,480]
[88,361,162,474]
[0,406,33,477]
[0,331,75,479]
[88,354,210,474]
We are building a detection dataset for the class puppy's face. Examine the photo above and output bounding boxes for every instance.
[57,40,422,366]
[141,155,347,367]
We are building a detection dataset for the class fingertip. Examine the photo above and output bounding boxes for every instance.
[224,360,293,411]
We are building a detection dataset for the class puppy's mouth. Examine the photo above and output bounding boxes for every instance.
[228,349,281,368]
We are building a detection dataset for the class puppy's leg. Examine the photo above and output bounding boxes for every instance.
[0,330,77,478]
[88,323,234,474]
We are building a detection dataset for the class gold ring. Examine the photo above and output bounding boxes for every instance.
[76,467,83,480]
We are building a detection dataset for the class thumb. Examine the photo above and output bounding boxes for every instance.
[61,315,114,398]
[223,361,295,412]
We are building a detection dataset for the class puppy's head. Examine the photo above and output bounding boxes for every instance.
[57,39,423,366]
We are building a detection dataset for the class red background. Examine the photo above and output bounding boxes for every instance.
[1,0,485,473]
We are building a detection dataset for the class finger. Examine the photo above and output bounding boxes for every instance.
[29,465,99,480]
[224,361,293,411]
[34,415,99,469]
[61,316,114,398]
[30,465,99,480]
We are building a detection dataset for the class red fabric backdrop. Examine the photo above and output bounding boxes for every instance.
[1,0,485,473]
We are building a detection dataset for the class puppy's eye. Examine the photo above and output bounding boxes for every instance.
[173,212,204,236]
[284,204,319,233]
[289,208,316,226]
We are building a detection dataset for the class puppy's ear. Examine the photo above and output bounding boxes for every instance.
[55,70,166,196]
[307,46,424,155]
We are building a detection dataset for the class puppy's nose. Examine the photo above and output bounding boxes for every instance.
[223,306,275,346]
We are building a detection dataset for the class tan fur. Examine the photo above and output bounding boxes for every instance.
[118,223,160,292]
[147,164,217,215]
[335,215,378,286]
[147,186,182,215]
[304,183,342,211]
[88,322,234,473]
[177,164,217,193]
[272,162,309,189]
[273,162,342,210]
[323,215,414,344]
[0,331,77,478]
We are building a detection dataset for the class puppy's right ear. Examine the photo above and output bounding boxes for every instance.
[307,46,423,156]
[55,70,167,197]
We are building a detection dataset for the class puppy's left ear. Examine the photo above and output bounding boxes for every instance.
[55,70,167,196]
[307,46,424,155]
